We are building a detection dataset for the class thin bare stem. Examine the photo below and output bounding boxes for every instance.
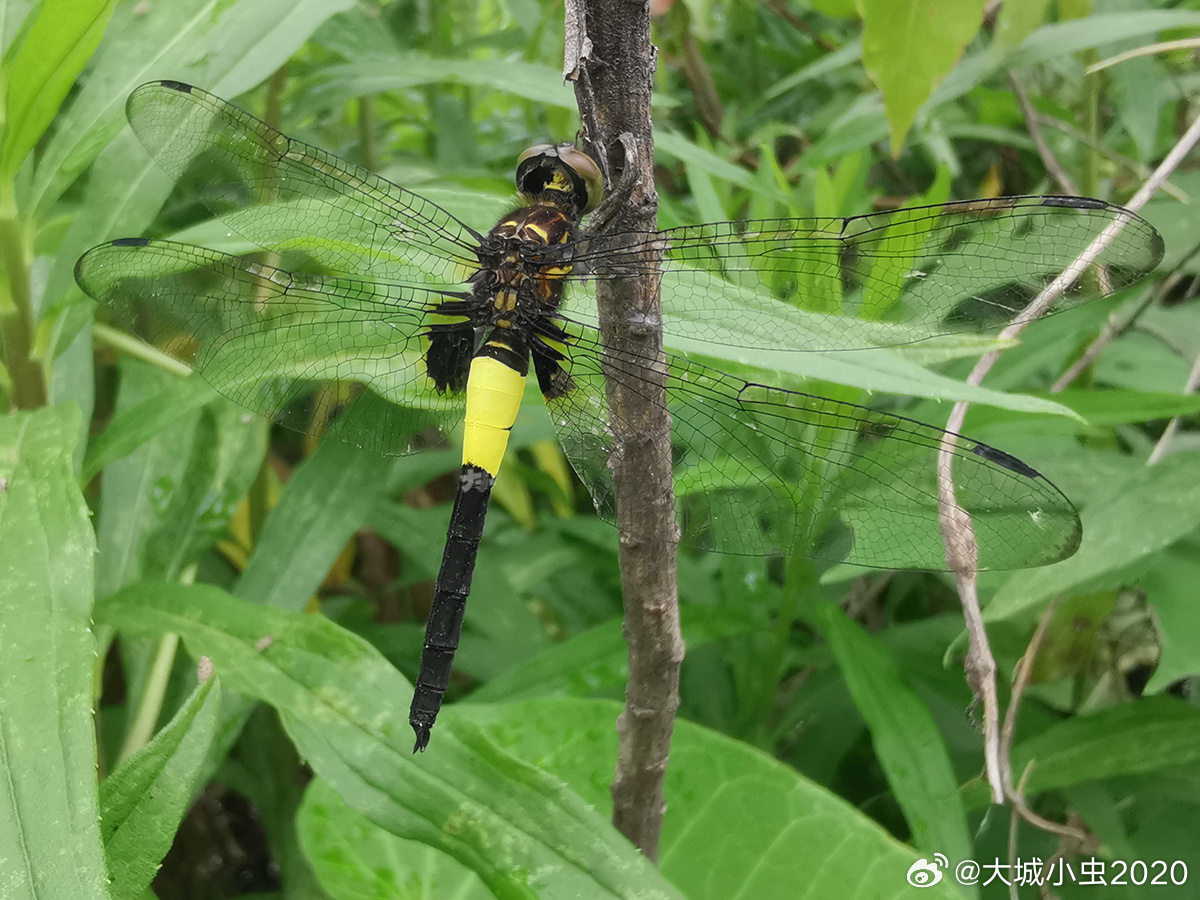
[1147,347,1200,465]
[93,321,193,377]
[1034,115,1188,202]
[1088,38,1200,74]
[1002,597,1060,798]
[936,103,1200,804]
[1051,272,1180,392]
[1009,72,1079,195]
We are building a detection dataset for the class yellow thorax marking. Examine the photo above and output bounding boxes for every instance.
[494,288,518,312]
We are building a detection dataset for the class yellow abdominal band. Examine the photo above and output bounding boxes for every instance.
[462,355,527,476]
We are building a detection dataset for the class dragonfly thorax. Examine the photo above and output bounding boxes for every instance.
[473,204,577,324]
[423,202,579,398]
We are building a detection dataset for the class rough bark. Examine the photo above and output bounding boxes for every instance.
[566,0,682,863]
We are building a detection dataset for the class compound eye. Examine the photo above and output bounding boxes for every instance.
[556,147,604,213]
[517,143,558,167]
[515,143,605,215]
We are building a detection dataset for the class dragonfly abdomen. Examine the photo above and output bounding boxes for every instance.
[410,346,528,751]
[410,463,495,752]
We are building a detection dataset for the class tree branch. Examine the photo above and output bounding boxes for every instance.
[566,0,682,863]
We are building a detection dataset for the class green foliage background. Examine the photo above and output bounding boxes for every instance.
[2,0,1200,898]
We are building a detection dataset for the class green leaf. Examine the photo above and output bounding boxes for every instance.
[82,376,217,482]
[316,58,575,109]
[987,452,1200,621]
[992,0,1053,54]
[857,0,987,153]
[38,0,357,315]
[96,583,681,900]
[968,389,1200,429]
[1138,550,1200,692]
[33,0,356,213]
[0,0,115,179]
[100,674,221,900]
[815,604,973,869]
[468,620,627,705]
[234,436,398,609]
[0,405,107,900]
[299,778,492,900]
[964,699,1200,809]
[476,699,970,900]
[94,359,265,598]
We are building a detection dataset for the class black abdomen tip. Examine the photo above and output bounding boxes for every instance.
[412,725,431,753]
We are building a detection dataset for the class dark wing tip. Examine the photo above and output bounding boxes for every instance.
[970,441,1041,479]
[156,79,193,93]
[1039,195,1109,210]
[76,238,147,294]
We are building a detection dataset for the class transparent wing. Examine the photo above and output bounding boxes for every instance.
[547,322,1079,570]
[564,197,1163,354]
[126,80,482,283]
[76,238,462,457]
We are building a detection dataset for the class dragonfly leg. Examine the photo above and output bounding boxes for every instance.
[585,132,641,234]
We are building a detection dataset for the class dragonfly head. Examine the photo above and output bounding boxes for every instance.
[516,143,603,219]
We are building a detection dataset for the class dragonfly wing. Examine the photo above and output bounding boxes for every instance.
[126,80,481,283]
[568,197,1162,354]
[548,321,1079,570]
[77,238,464,457]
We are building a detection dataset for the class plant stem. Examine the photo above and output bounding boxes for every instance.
[115,632,180,766]
[0,180,47,408]
[93,321,192,377]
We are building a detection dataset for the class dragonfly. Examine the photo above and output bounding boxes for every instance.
[75,81,1163,751]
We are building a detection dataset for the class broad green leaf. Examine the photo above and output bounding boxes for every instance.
[99,674,221,900]
[963,699,1200,809]
[857,0,987,153]
[38,0,356,328]
[1007,10,1200,69]
[926,11,1200,126]
[467,620,627,705]
[973,389,1200,429]
[0,0,114,179]
[100,565,970,900]
[82,376,217,482]
[95,359,264,598]
[95,583,683,900]
[315,58,575,109]
[476,699,970,900]
[298,778,491,900]
[32,0,355,214]
[815,604,973,872]
[0,405,107,900]
[234,437,399,609]
[987,452,1200,621]
[1109,53,1161,161]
